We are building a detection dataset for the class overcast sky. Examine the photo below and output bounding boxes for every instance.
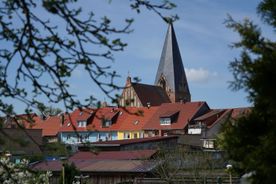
[6,0,275,113]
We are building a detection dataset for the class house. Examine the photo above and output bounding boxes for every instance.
[1,114,62,143]
[32,116,63,143]
[59,108,98,144]
[200,107,251,150]
[180,107,251,150]
[119,23,190,107]
[88,136,178,151]
[69,149,157,160]
[31,150,158,184]
[143,102,210,137]
[117,106,158,140]
[59,106,160,144]
[119,76,170,107]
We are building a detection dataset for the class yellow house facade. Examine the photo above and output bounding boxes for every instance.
[117,131,144,140]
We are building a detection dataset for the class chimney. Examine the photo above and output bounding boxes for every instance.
[147,102,151,109]
[101,101,108,107]
[126,76,132,87]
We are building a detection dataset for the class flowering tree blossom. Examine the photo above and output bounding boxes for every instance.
[0,157,52,184]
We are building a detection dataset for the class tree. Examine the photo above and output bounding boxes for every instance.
[152,148,226,184]
[219,0,276,183]
[0,0,177,117]
[0,1,177,183]
[37,103,62,117]
[60,162,80,184]
[0,156,51,184]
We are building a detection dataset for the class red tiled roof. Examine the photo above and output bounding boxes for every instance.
[143,102,208,130]
[194,109,226,121]
[160,110,179,118]
[85,107,124,132]
[78,106,158,132]
[33,116,62,137]
[231,107,251,119]
[205,107,251,129]
[91,136,178,146]
[59,108,95,132]
[118,107,158,131]
[194,109,227,127]
[69,150,157,160]
[17,115,61,137]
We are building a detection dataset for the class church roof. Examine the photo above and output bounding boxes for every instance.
[155,23,190,102]
[132,83,170,106]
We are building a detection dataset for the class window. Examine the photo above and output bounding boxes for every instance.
[160,117,171,125]
[105,133,112,141]
[133,133,138,139]
[203,140,215,149]
[97,134,102,141]
[77,120,87,127]
[102,120,112,127]
[66,135,71,140]
[159,111,179,125]
[124,132,130,139]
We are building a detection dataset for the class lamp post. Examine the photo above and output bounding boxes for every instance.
[60,157,67,184]
[226,164,233,184]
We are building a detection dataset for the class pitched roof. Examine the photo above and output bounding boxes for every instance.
[69,150,157,160]
[2,114,62,137]
[59,108,95,132]
[194,109,227,127]
[132,83,171,106]
[85,107,128,132]
[230,107,251,119]
[32,159,157,173]
[32,116,62,137]
[0,128,42,155]
[154,23,190,102]
[117,106,158,131]
[80,160,156,173]
[206,107,251,129]
[143,102,208,130]
[91,136,178,146]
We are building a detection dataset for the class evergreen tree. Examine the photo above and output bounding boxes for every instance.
[219,0,276,183]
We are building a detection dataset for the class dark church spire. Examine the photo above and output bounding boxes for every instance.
[155,23,191,103]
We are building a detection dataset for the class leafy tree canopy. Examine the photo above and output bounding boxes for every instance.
[219,0,276,183]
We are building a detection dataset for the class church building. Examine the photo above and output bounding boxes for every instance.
[119,23,191,107]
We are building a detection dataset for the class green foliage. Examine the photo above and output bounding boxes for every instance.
[43,142,70,157]
[37,104,63,117]
[219,0,276,183]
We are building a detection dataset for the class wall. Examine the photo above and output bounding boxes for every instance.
[117,131,144,140]
[59,131,117,144]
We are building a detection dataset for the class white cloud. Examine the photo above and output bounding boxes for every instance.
[185,68,217,83]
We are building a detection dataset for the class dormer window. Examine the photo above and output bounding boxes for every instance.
[102,119,112,127]
[160,117,172,125]
[159,111,179,125]
[101,111,119,128]
[77,120,87,127]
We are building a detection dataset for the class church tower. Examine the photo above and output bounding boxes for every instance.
[155,23,191,103]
